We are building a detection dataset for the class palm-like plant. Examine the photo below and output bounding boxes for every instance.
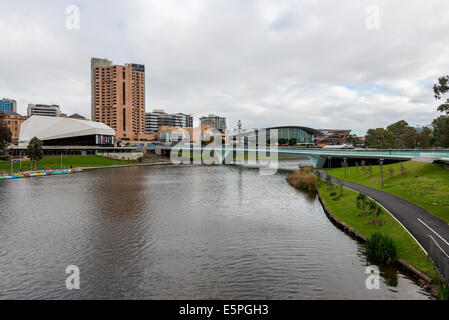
[371,205,383,225]
[356,193,368,216]
[326,174,332,191]
[367,200,383,225]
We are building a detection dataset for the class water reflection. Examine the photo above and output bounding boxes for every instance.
[0,165,432,299]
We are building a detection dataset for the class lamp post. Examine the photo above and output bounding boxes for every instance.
[344,158,347,178]
[379,158,384,191]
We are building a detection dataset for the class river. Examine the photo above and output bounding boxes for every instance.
[0,164,431,299]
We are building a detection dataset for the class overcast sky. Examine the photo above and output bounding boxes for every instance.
[1,0,448,135]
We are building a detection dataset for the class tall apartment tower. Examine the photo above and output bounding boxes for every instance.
[91,57,146,141]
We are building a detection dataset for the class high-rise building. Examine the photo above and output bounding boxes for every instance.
[145,109,193,133]
[91,58,112,121]
[27,104,61,117]
[200,114,226,132]
[0,98,17,114]
[91,57,146,141]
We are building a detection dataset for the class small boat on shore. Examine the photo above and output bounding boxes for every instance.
[0,169,83,181]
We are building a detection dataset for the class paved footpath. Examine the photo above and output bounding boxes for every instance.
[319,170,449,265]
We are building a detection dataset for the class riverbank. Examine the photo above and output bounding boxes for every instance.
[326,161,449,224]
[314,180,439,296]
[0,155,139,174]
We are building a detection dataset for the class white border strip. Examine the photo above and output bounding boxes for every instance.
[418,218,449,247]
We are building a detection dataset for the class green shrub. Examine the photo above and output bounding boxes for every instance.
[439,282,449,300]
[364,233,398,266]
[330,191,337,197]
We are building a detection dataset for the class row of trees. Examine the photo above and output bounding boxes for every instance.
[365,120,434,149]
[364,75,449,149]
[322,173,383,225]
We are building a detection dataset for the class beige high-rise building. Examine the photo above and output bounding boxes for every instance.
[91,57,146,141]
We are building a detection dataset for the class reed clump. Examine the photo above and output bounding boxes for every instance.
[287,167,319,193]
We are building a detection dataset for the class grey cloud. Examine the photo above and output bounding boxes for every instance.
[0,0,447,135]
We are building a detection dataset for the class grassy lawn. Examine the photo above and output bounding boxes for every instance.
[317,182,439,281]
[327,161,449,224]
[0,155,137,174]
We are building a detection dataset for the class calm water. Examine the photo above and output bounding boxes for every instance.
[0,165,431,299]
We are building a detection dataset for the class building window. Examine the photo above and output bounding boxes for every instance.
[123,82,126,105]
[123,108,126,132]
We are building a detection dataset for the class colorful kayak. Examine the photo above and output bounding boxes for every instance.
[0,169,83,181]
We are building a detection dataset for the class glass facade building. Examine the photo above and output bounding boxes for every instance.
[0,98,17,114]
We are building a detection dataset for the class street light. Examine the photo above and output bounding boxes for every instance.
[379,158,384,191]
[343,158,347,178]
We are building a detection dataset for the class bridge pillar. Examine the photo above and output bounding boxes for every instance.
[308,155,326,169]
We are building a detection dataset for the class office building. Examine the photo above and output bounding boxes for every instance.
[27,104,61,117]
[145,109,193,133]
[0,112,28,145]
[200,114,226,132]
[91,57,146,141]
[0,98,17,114]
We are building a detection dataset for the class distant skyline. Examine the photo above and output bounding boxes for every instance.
[1,1,448,135]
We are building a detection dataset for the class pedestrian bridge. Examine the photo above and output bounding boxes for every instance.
[144,145,449,168]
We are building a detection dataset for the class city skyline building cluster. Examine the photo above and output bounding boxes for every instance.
[145,109,193,133]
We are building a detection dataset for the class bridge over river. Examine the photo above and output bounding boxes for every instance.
[142,145,449,168]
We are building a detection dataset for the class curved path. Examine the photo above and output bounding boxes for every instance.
[319,170,449,274]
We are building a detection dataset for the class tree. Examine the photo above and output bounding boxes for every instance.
[388,167,394,179]
[325,174,332,191]
[365,128,394,149]
[288,138,297,146]
[417,127,432,149]
[398,130,419,149]
[387,120,417,148]
[338,180,344,195]
[356,193,368,216]
[400,162,406,176]
[433,75,449,114]
[0,112,12,155]
[369,202,383,225]
[387,120,410,139]
[432,115,449,148]
[278,138,287,145]
[26,137,44,168]
[346,134,362,147]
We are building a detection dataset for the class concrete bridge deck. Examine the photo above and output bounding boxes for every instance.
[142,145,449,168]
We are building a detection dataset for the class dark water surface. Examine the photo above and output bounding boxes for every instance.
[0,165,431,299]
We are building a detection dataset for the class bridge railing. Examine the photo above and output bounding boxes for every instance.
[156,145,449,159]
